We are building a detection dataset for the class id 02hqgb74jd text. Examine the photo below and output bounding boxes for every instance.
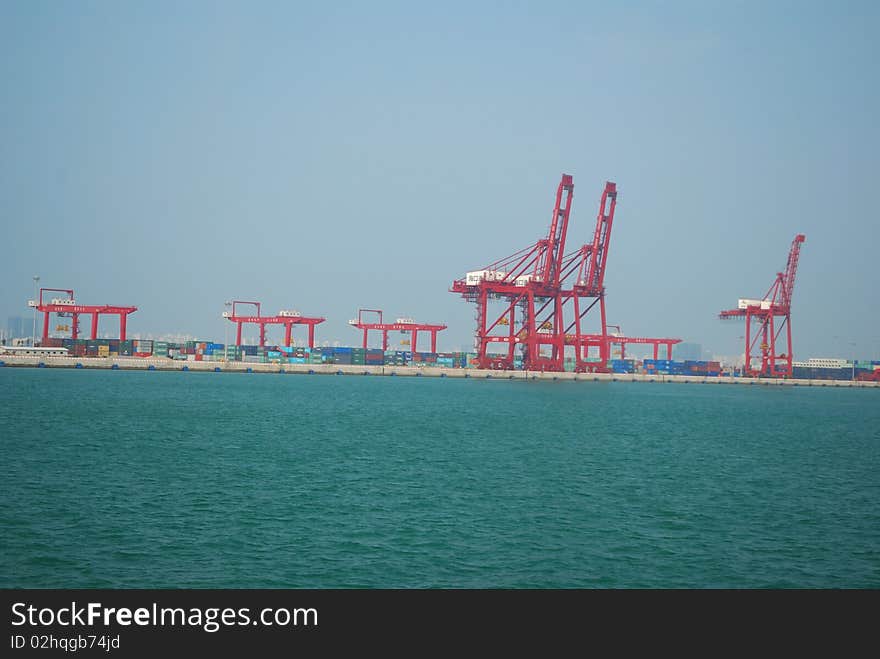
[11,634,121,652]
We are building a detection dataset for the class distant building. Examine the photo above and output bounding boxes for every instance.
[793,358,849,369]
[673,342,702,361]
[6,316,25,338]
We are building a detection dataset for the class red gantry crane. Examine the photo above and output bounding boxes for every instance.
[451,174,680,372]
[719,234,806,377]
[348,309,447,353]
[223,300,325,348]
[28,288,137,343]
[600,326,682,361]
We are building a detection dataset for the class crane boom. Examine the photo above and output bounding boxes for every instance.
[537,174,574,287]
[782,234,806,309]
[583,182,617,293]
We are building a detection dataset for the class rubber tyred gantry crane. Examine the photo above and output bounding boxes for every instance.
[223,300,325,348]
[593,329,682,361]
[452,174,679,372]
[348,309,447,353]
[28,288,137,343]
[719,234,806,377]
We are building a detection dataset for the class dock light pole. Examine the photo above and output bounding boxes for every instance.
[31,275,40,346]
[224,301,231,362]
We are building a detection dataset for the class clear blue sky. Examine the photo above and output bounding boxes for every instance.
[2,1,878,358]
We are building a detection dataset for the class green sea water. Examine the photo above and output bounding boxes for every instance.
[1,368,878,588]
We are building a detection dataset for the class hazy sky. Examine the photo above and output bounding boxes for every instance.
[2,1,878,358]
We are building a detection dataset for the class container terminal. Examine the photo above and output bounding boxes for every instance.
[3,174,878,386]
[1,350,878,389]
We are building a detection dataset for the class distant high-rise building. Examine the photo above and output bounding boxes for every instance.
[673,342,703,361]
[6,316,25,339]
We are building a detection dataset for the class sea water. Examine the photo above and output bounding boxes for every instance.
[1,368,877,588]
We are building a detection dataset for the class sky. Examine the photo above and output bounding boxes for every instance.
[1,1,878,358]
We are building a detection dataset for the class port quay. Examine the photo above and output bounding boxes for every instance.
[1,354,877,388]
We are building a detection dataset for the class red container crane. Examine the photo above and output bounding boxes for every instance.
[452,174,680,372]
[348,309,447,352]
[28,287,137,343]
[223,300,325,348]
[719,234,806,377]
